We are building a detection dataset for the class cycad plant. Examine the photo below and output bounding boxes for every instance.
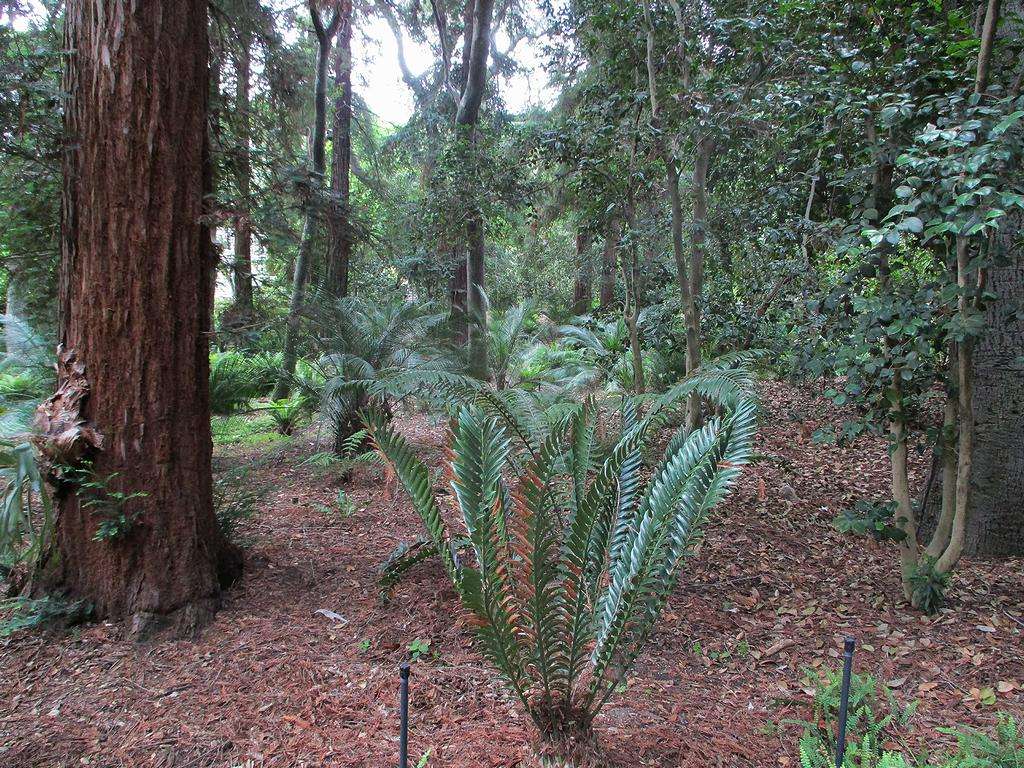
[366,368,757,766]
[300,296,453,453]
[558,316,634,394]
[488,300,539,390]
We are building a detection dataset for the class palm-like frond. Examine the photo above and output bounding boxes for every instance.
[366,362,758,737]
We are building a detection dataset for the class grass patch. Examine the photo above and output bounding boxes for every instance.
[211,414,290,447]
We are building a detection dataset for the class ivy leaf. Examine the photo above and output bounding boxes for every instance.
[901,216,924,234]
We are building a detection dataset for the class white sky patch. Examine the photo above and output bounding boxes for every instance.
[2,0,555,126]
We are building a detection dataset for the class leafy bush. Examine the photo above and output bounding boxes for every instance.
[366,367,756,764]
[942,713,1023,768]
[908,558,949,616]
[247,352,284,396]
[300,296,453,452]
[0,440,51,577]
[0,369,49,401]
[558,316,630,392]
[834,500,907,542]
[211,414,284,447]
[795,667,1022,768]
[0,596,90,638]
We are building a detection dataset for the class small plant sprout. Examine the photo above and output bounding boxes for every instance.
[407,637,431,662]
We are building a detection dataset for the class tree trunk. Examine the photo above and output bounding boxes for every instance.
[920,0,1022,557]
[326,0,354,300]
[572,229,592,315]
[684,137,714,426]
[232,28,255,318]
[666,163,701,431]
[467,213,488,379]
[50,0,241,637]
[622,204,645,395]
[598,219,620,312]
[455,0,495,380]
[922,211,1024,556]
[274,2,343,400]
[449,251,469,344]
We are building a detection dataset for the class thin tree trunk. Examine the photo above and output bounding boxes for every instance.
[326,0,354,300]
[449,250,469,344]
[572,229,592,315]
[45,0,241,637]
[890,410,919,601]
[643,3,701,429]
[925,356,960,559]
[801,144,823,267]
[666,164,701,431]
[455,0,495,380]
[467,215,488,378]
[622,205,645,394]
[685,136,714,427]
[935,237,978,574]
[274,2,343,400]
[233,28,254,317]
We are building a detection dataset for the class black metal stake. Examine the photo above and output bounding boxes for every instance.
[399,662,411,768]
[836,637,856,768]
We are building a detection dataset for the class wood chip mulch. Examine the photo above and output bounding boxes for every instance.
[1,381,1021,767]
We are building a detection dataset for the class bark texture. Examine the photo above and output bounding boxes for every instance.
[572,230,592,315]
[922,209,1024,556]
[326,0,354,300]
[232,28,255,318]
[54,0,241,636]
[598,220,619,312]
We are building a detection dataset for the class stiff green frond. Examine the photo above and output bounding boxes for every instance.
[364,410,460,587]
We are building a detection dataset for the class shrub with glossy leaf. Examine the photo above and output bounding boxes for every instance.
[366,369,756,765]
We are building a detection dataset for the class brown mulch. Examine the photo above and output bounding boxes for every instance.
[1,381,1021,767]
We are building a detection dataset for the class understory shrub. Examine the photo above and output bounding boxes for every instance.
[367,366,757,766]
[795,668,917,768]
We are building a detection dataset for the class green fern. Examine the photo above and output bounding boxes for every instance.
[941,713,1024,768]
[365,364,757,760]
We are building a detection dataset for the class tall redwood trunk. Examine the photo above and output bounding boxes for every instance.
[572,229,592,315]
[599,219,620,312]
[49,0,241,636]
[233,27,255,318]
[326,0,354,299]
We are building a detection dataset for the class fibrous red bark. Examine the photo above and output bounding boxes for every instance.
[52,0,241,637]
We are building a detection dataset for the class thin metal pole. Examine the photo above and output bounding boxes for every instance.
[836,637,856,768]
[399,662,411,768]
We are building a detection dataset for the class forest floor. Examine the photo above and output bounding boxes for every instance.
[2,381,1022,768]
